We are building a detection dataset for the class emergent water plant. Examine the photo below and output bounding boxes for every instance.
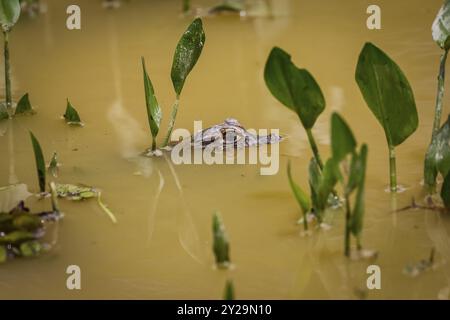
[355,42,418,192]
[264,47,326,170]
[212,211,231,269]
[141,18,205,152]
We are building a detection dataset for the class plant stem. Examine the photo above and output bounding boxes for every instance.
[389,145,397,192]
[162,97,180,147]
[432,49,449,139]
[3,31,12,111]
[151,137,157,151]
[306,128,323,170]
[344,194,351,257]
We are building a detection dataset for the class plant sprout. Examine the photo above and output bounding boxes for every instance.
[264,47,326,169]
[29,131,46,194]
[287,160,311,231]
[212,211,230,269]
[0,0,20,113]
[355,42,418,192]
[223,279,235,300]
[63,99,83,126]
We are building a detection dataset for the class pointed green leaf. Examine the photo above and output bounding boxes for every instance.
[355,42,418,147]
[212,212,230,268]
[223,279,235,300]
[287,161,310,230]
[142,57,162,139]
[47,152,59,178]
[441,171,450,208]
[350,144,368,239]
[331,112,357,162]
[264,47,325,129]
[432,0,450,50]
[29,131,46,193]
[64,99,82,125]
[0,0,20,31]
[171,18,205,96]
[15,93,35,115]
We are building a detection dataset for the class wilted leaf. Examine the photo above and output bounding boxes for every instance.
[0,0,20,32]
[142,57,162,140]
[432,0,450,50]
[355,42,418,147]
[331,112,356,162]
[15,93,35,115]
[29,131,46,193]
[264,47,325,129]
[63,99,83,125]
[213,212,230,268]
[171,18,205,96]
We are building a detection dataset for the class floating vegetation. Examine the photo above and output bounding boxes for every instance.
[212,212,231,269]
[63,99,83,126]
[29,131,46,194]
[403,248,436,278]
[0,183,62,264]
[223,279,235,300]
[355,42,418,192]
[330,113,369,257]
[264,47,326,170]
[47,152,59,178]
[287,160,311,231]
[54,183,117,224]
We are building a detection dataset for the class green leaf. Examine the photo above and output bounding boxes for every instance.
[264,47,325,129]
[287,161,310,230]
[15,93,35,115]
[141,57,162,140]
[308,158,338,220]
[355,42,418,147]
[441,171,450,208]
[0,245,6,263]
[64,99,82,125]
[0,0,20,32]
[350,144,368,241]
[0,230,35,245]
[331,112,357,162]
[223,279,235,300]
[424,115,450,187]
[47,152,59,178]
[171,18,205,96]
[19,240,42,257]
[212,212,230,268]
[433,0,450,50]
[29,131,46,193]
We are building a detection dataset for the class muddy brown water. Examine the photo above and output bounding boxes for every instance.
[0,0,450,299]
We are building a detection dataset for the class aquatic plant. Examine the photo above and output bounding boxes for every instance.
[63,99,83,126]
[47,152,59,178]
[287,160,311,231]
[330,113,368,257]
[0,0,20,112]
[29,131,46,194]
[223,279,235,300]
[425,115,450,190]
[355,42,418,192]
[424,1,450,191]
[212,212,230,268]
[441,172,450,209]
[264,47,326,169]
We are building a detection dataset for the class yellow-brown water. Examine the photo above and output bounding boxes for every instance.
[1,0,450,299]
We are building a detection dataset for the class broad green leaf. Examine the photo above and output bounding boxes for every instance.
[19,240,42,257]
[212,212,230,268]
[424,115,450,187]
[0,0,20,32]
[441,171,450,208]
[0,245,6,263]
[355,42,418,147]
[350,144,368,240]
[64,99,82,125]
[331,112,357,162]
[171,18,205,96]
[15,93,35,115]
[264,47,325,129]
[432,0,450,50]
[287,161,310,230]
[0,102,9,120]
[223,280,235,300]
[141,57,162,139]
[29,131,46,193]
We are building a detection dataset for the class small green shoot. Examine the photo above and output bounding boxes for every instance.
[47,152,59,178]
[223,279,235,300]
[264,46,326,169]
[355,42,418,192]
[287,160,310,231]
[29,131,46,194]
[15,93,35,115]
[142,57,161,151]
[212,211,230,268]
[63,99,83,126]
